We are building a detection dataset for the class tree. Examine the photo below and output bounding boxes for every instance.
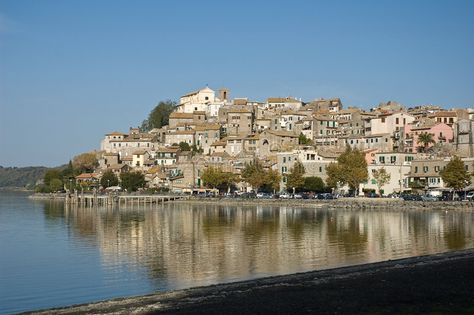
[417,132,435,153]
[140,100,177,131]
[72,152,98,173]
[44,169,62,186]
[372,167,391,195]
[298,133,313,145]
[325,163,343,189]
[242,160,266,192]
[262,169,281,193]
[440,156,471,196]
[49,178,63,192]
[120,171,145,192]
[303,176,325,192]
[241,160,283,193]
[286,160,305,192]
[179,142,191,151]
[201,167,236,193]
[326,146,368,196]
[101,170,119,188]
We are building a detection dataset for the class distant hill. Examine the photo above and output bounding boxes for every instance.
[0,166,49,188]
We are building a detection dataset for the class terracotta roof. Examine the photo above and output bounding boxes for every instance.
[428,111,457,118]
[210,152,230,158]
[233,98,248,105]
[133,150,148,155]
[106,131,126,136]
[169,112,194,119]
[211,140,226,146]
[169,130,195,135]
[156,147,179,153]
[75,173,99,179]
[193,111,206,115]
[194,124,221,131]
[267,97,301,103]
[108,164,128,170]
[227,108,252,114]
[147,166,161,174]
[264,129,298,138]
[245,134,260,140]
[121,156,133,161]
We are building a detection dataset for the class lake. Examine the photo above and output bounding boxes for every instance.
[1,191,473,314]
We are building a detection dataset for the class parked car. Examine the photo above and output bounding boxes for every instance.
[421,195,439,202]
[466,192,474,201]
[401,194,423,201]
[315,193,337,200]
[279,193,291,199]
[292,193,303,199]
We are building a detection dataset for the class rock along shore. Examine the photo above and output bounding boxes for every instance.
[23,249,474,315]
[177,197,474,211]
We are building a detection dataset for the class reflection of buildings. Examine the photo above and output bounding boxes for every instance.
[56,203,474,290]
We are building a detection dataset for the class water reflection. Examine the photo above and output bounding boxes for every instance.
[43,202,474,289]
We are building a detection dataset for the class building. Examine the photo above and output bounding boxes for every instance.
[404,119,453,153]
[454,119,474,157]
[361,152,416,194]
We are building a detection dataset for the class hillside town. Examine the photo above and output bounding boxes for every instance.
[79,86,474,196]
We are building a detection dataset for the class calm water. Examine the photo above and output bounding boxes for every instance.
[1,192,474,314]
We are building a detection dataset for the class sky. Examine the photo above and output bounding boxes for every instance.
[0,0,473,167]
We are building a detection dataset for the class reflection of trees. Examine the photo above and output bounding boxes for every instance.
[42,201,65,222]
[41,202,474,292]
[444,213,469,250]
[326,212,368,254]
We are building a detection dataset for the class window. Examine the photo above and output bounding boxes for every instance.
[390,156,396,163]
[205,96,209,101]
[415,166,418,173]
[381,118,386,123]
[379,156,385,163]
[396,118,399,124]
[283,157,286,163]
[319,166,322,172]
[423,166,428,173]
[435,166,440,172]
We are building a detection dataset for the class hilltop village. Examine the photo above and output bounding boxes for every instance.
[85,86,474,195]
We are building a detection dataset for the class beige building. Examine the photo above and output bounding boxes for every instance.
[226,108,254,137]
[195,124,221,155]
[361,152,416,194]
[277,148,337,192]
[165,130,195,146]
[266,97,302,111]
[369,112,415,135]
[176,87,227,117]
[258,129,299,157]
[454,119,474,157]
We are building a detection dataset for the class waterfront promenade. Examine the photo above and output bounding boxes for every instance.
[25,249,474,314]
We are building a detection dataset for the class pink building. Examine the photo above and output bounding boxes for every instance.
[404,119,453,153]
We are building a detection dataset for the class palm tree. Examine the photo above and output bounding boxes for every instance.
[417,132,435,153]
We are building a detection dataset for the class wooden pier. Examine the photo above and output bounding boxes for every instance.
[65,192,188,207]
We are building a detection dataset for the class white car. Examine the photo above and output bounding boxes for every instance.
[466,192,474,201]
[279,193,290,199]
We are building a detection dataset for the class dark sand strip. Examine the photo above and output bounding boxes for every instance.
[24,249,474,315]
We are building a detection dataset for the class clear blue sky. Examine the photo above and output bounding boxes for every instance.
[0,0,473,167]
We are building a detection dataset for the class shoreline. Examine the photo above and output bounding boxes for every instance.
[24,249,474,314]
[27,193,474,210]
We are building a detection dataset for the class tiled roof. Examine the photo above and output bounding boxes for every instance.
[267,97,301,103]
[169,112,194,119]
